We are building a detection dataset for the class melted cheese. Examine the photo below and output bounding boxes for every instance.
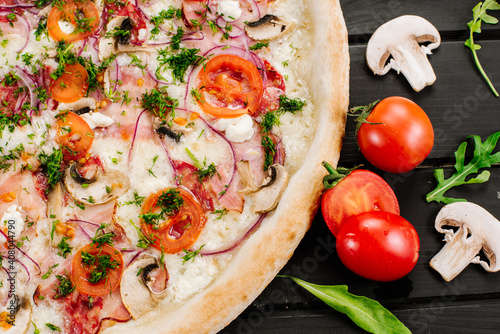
[0,0,317,330]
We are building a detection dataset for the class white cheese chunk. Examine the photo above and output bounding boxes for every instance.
[214,114,254,142]
[217,0,242,21]
[138,28,147,41]
[81,112,115,129]
[58,20,75,34]
[0,205,25,240]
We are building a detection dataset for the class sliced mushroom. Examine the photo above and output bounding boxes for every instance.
[64,162,130,205]
[56,97,96,114]
[237,161,288,213]
[153,117,182,142]
[366,15,441,92]
[430,202,500,281]
[99,16,155,61]
[245,14,296,41]
[120,254,168,319]
[47,182,64,246]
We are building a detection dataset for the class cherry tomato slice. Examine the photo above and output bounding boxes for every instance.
[48,0,99,43]
[51,63,89,103]
[196,54,264,118]
[141,188,206,253]
[321,169,399,236]
[55,111,94,161]
[71,243,124,296]
[357,96,434,173]
[336,211,420,282]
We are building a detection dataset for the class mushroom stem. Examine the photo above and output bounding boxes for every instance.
[430,225,483,282]
[390,41,436,92]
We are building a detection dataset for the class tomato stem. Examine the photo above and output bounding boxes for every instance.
[348,100,383,135]
[322,162,360,190]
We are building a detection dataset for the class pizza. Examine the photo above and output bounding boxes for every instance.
[0,0,348,332]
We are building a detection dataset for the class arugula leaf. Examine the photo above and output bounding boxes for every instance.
[426,131,500,204]
[465,0,500,97]
[279,276,410,334]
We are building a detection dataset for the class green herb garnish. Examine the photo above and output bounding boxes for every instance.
[156,47,204,83]
[53,272,75,298]
[38,148,63,194]
[185,147,218,182]
[91,223,116,247]
[465,0,500,97]
[259,95,306,170]
[141,87,179,120]
[181,245,204,264]
[139,189,184,226]
[57,237,73,258]
[45,323,62,332]
[42,263,59,279]
[249,41,269,51]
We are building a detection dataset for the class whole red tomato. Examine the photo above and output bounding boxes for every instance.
[321,169,399,236]
[356,96,434,173]
[336,211,420,282]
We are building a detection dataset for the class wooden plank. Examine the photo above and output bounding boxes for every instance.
[340,0,500,41]
[224,2,500,333]
[225,299,500,333]
[340,40,500,165]
[229,167,500,310]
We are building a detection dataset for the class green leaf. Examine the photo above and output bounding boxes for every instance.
[466,0,500,96]
[279,276,411,334]
[472,2,483,20]
[480,13,498,24]
[483,0,500,11]
[426,131,500,203]
[470,19,482,33]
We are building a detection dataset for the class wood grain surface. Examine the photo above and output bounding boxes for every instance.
[225,1,500,333]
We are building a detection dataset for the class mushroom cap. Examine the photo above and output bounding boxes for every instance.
[435,202,500,272]
[366,15,441,75]
[99,16,155,61]
[237,161,289,213]
[64,163,130,205]
[56,97,96,114]
[244,14,296,41]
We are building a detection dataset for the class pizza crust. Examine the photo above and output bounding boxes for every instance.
[103,0,349,332]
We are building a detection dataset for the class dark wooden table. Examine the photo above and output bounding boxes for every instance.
[225,1,500,332]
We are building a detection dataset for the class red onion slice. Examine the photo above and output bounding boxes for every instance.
[128,109,147,165]
[0,10,30,53]
[16,65,39,109]
[15,258,31,282]
[201,214,266,256]
[0,228,41,274]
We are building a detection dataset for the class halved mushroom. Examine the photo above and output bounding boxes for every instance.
[99,16,155,61]
[64,162,130,205]
[366,15,441,92]
[237,161,289,213]
[120,254,168,319]
[430,202,500,281]
[245,14,296,41]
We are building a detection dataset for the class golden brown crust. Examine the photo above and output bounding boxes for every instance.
[104,0,348,332]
